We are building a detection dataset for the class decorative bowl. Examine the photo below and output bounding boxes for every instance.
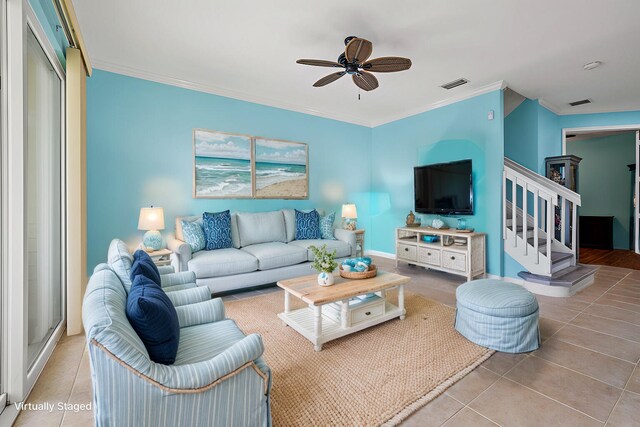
[339,264,378,279]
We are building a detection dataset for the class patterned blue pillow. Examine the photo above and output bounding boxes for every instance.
[203,210,233,250]
[295,209,321,240]
[181,220,206,253]
[320,212,336,240]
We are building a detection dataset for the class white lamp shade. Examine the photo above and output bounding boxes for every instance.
[341,203,358,219]
[138,207,165,231]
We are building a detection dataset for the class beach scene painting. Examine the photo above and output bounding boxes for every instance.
[254,138,308,199]
[193,129,253,198]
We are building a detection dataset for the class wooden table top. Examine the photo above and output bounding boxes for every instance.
[277,270,410,306]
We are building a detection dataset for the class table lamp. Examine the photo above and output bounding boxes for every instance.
[138,206,165,251]
[341,203,358,231]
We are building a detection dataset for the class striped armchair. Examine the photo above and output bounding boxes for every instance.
[83,264,272,426]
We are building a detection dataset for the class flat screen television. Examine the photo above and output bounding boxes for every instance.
[414,159,473,215]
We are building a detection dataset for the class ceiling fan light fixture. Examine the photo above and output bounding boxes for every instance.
[297,36,411,91]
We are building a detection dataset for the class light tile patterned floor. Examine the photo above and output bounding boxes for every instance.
[14,258,640,426]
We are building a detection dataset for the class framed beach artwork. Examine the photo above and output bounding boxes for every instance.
[254,138,308,199]
[193,129,254,198]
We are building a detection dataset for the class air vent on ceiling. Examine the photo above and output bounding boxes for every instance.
[441,78,469,90]
[569,99,592,107]
[566,134,577,138]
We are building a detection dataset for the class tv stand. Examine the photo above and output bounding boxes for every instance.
[396,227,486,281]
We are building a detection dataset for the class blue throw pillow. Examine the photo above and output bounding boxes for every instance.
[181,220,206,252]
[126,275,180,364]
[295,209,321,240]
[203,210,233,250]
[130,249,161,286]
[320,211,336,240]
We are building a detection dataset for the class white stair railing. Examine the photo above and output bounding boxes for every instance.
[503,158,581,276]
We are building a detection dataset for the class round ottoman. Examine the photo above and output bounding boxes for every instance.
[455,279,540,353]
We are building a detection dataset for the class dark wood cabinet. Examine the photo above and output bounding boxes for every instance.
[579,216,614,250]
[545,155,582,248]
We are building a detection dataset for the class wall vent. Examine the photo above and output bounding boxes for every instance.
[441,78,469,90]
[569,99,592,106]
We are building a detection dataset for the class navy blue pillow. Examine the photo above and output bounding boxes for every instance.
[203,210,233,250]
[126,275,180,364]
[130,250,161,286]
[295,209,321,240]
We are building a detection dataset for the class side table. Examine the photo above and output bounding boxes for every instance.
[144,248,172,266]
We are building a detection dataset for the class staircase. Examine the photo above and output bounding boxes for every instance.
[503,158,597,297]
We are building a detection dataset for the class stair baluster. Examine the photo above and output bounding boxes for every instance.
[503,158,581,277]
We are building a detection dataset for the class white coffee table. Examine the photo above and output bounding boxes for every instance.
[277,271,410,351]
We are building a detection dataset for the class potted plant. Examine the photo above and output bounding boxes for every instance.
[309,244,338,286]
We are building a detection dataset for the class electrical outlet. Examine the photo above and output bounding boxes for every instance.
[488,110,494,120]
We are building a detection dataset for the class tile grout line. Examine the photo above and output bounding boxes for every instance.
[561,323,640,346]
[549,335,638,364]
[529,353,627,390]
[57,335,87,427]
[501,377,607,424]
[465,406,502,426]
[575,310,640,328]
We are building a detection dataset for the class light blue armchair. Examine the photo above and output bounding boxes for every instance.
[83,264,272,427]
[82,239,272,426]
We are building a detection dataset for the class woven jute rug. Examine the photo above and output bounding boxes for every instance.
[226,290,493,426]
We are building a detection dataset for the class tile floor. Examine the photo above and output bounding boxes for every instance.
[14,257,640,426]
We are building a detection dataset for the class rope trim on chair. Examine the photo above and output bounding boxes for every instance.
[91,338,269,395]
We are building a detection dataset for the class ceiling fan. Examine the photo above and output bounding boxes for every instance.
[296,36,412,92]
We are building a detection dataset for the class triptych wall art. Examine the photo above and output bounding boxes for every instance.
[193,129,308,199]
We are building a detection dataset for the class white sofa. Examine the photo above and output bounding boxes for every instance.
[168,209,356,294]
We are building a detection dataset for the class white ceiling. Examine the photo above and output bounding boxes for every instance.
[73,0,640,127]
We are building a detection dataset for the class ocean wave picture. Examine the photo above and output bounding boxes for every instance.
[193,130,253,198]
[255,138,308,199]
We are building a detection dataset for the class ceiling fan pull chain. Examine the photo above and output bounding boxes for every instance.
[358,87,361,101]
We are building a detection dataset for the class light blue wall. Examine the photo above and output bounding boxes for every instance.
[505,98,538,170]
[537,104,560,174]
[29,0,68,66]
[567,133,635,249]
[370,91,504,275]
[86,70,372,271]
[536,110,640,163]
[559,111,640,130]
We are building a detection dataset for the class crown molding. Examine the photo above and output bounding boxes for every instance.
[370,81,507,127]
[91,59,508,129]
[550,103,640,116]
[538,98,562,115]
[91,59,374,127]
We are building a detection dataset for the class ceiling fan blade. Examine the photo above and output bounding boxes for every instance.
[352,71,379,91]
[297,59,343,68]
[362,57,412,73]
[313,71,346,87]
[345,38,373,63]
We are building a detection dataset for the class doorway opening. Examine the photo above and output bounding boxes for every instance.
[563,126,640,269]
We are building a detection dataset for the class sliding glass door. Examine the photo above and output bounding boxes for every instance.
[25,27,64,369]
[1,3,66,419]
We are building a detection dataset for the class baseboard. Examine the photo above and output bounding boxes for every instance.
[487,273,525,285]
[365,250,396,259]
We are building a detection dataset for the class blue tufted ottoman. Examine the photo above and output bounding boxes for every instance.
[455,279,540,353]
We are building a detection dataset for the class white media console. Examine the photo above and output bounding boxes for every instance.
[396,227,486,281]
